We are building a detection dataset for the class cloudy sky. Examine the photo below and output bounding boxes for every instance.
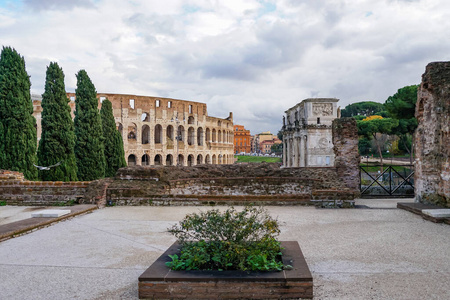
[1,0,449,134]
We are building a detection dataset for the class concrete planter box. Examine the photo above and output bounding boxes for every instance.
[139,241,313,299]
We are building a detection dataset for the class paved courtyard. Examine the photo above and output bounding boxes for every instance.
[0,198,449,299]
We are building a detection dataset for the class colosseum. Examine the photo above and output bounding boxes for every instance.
[33,93,235,166]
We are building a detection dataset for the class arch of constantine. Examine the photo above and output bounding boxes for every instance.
[282,98,340,167]
[33,93,235,167]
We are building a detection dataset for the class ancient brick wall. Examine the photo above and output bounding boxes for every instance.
[415,62,450,207]
[332,118,360,191]
[0,170,90,206]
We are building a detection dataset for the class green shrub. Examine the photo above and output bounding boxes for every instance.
[166,206,285,271]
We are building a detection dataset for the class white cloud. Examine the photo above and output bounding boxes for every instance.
[1,0,449,135]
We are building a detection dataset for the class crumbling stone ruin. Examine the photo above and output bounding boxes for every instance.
[415,62,450,208]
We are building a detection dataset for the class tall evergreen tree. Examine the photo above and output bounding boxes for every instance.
[37,62,77,181]
[0,46,38,180]
[74,70,105,180]
[100,99,126,177]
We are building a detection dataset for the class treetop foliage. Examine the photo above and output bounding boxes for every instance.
[362,115,383,122]
[385,85,418,120]
[341,101,385,117]
[0,46,38,180]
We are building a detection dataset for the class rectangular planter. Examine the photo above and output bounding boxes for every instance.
[139,241,313,299]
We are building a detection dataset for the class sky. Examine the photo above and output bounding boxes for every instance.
[1,0,449,135]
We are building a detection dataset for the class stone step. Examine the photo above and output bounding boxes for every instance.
[31,209,71,218]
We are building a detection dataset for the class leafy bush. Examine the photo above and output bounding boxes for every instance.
[166,206,285,271]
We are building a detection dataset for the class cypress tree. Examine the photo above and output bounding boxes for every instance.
[100,99,126,177]
[74,70,105,180]
[0,46,38,180]
[37,62,77,181]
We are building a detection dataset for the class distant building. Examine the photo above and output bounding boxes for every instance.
[33,93,234,166]
[260,137,282,154]
[234,125,251,154]
[282,98,339,167]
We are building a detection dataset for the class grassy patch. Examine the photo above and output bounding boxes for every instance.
[235,155,281,163]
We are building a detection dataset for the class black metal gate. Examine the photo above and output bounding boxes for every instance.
[360,165,414,198]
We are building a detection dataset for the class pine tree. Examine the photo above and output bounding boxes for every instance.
[74,70,105,180]
[0,46,38,180]
[100,99,126,177]
[37,62,77,181]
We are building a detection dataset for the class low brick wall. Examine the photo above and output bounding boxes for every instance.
[107,164,359,206]
[0,170,90,206]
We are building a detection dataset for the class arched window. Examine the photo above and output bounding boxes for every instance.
[142,154,150,166]
[188,154,194,166]
[177,125,185,142]
[154,124,162,144]
[154,154,162,165]
[177,154,184,166]
[218,130,222,143]
[128,123,137,140]
[206,128,211,142]
[142,125,150,144]
[205,154,211,164]
[197,127,204,146]
[166,154,173,166]
[197,154,203,165]
[212,129,216,142]
[212,154,217,164]
[188,116,194,124]
[188,127,195,145]
[128,154,136,166]
[166,125,174,141]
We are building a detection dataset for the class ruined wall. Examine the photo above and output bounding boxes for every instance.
[0,170,90,206]
[415,62,450,207]
[106,163,359,206]
[332,118,360,191]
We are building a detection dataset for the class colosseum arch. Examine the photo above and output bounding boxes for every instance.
[206,128,211,142]
[188,116,195,124]
[128,154,136,166]
[197,154,203,165]
[218,120,222,127]
[212,129,216,142]
[178,154,184,166]
[154,124,162,144]
[166,125,174,141]
[212,154,217,164]
[188,154,194,166]
[218,154,223,164]
[142,154,150,165]
[197,127,204,146]
[177,125,185,142]
[165,154,173,166]
[154,154,162,165]
[188,127,195,146]
[218,130,222,143]
[142,125,150,144]
[205,154,211,164]
[117,123,123,136]
[128,123,137,140]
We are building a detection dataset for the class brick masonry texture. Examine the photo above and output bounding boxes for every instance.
[415,62,450,207]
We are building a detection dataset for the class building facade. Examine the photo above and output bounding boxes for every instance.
[33,93,235,166]
[260,137,282,154]
[233,125,251,154]
[282,98,339,167]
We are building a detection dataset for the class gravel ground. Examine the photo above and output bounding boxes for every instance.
[0,199,449,300]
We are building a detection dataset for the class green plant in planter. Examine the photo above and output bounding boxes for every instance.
[166,206,285,271]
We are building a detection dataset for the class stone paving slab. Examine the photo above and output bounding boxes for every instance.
[422,209,450,218]
[0,204,97,242]
[398,202,450,224]
[31,209,71,218]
